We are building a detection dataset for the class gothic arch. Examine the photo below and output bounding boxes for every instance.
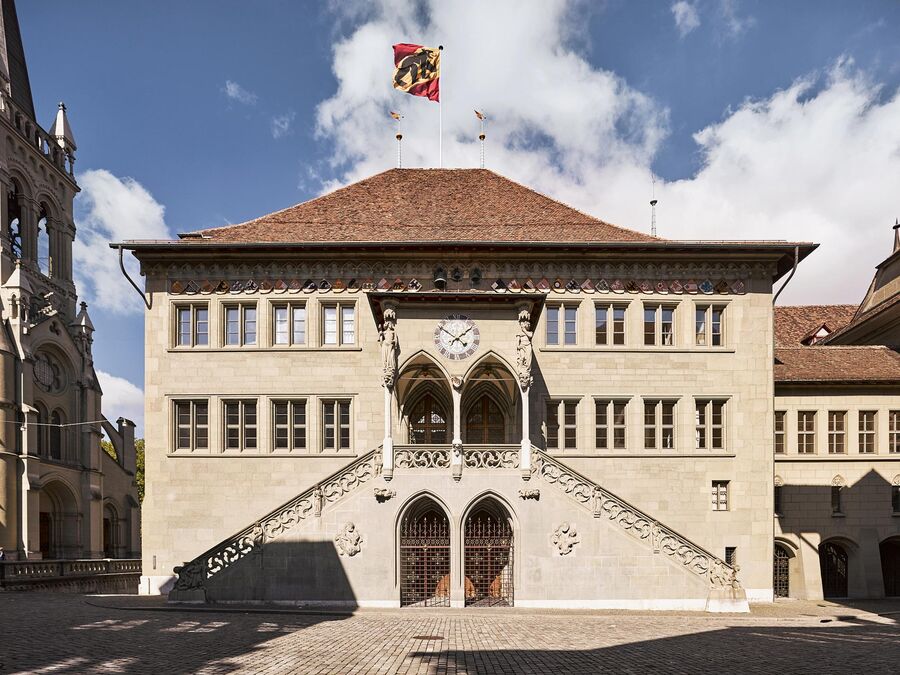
[462,350,517,387]
[38,477,80,559]
[460,492,517,606]
[395,492,454,607]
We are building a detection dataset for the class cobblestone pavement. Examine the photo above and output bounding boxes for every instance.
[1,594,899,674]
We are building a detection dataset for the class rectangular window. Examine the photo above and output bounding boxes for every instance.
[725,547,737,567]
[695,305,725,346]
[831,485,843,515]
[774,411,786,454]
[695,400,726,450]
[175,305,209,347]
[545,401,559,448]
[563,401,577,448]
[797,411,816,454]
[564,306,577,345]
[859,411,876,454]
[595,304,626,346]
[774,485,783,516]
[546,306,559,345]
[712,480,729,511]
[891,411,900,454]
[645,400,676,450]
[322,400,351,451]
[273,304,306,346]
[223,401,257,451]
[644,304,676,346]
[174,400,208,451]
[893,485,900,514]
[596,399,628,450]
[322,303,356,346]
[273,400,307,451]
[224,304,257,346]
[828,411,846,454]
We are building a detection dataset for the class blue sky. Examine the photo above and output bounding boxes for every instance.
[17,0,900,433]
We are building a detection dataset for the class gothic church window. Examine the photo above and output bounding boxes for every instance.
[37,208,51,276]
[6,180,21,258]
[49,409,64,461]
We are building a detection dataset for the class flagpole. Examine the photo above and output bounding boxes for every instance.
[439,45,443,168]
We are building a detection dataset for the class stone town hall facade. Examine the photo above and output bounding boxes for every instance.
[122,169,899,610]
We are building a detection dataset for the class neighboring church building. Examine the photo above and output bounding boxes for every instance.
[122,168,827,610]
[773,225,900,600]
[0,0,140,562]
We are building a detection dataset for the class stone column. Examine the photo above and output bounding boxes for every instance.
[379,304,399,480]
[520,384,531,479]
[451,377,463,481]
[515,305,534,479]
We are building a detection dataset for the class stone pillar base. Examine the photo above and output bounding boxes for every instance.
[705,587,750,613]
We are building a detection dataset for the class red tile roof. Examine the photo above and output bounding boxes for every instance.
[774,346,900,384]
[188,169,658,244]
[773,305,858,347]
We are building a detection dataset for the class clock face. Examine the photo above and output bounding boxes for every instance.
[434,314,480,360]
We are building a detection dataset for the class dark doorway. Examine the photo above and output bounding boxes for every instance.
[103,517,113,558]
[820,541,848,598]
[773,544,790,598]
[465,395,505,444]
[39,512,52,558]
[399,501,450,607]
[409,394,448,444]
[880,538,900,597]
[464,503,514,606]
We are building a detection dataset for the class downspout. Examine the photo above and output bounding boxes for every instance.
[117,245,151,310]
[772,246,799,305]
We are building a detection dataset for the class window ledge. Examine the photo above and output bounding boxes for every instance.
[167,346,363,353]
[538,347,734,354]
[166,452,358,458]
[548,452,736,458]
[831,513,846,518]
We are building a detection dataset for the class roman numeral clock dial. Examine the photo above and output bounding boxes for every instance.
[434,314,480,360]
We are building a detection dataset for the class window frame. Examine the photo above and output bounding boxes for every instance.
[595,398,628,450]
[222,302,258,347]
[545,303,578,346]
[321,399,352,452]
[890,411,900,454]
[173,400,209,452]
[774,410,786,454]
[711,480,729,512]
[594,303,627,346]
[643,303,677,347]
[272,399,308,452]
[797,411,817,454]
[222,399,258,452]
[827,411,847,454]
[173,303,210,348]
[321,301,357,347]
[694,303,725,347]
[695,399,726,450]
[271,302,308,347]
[545,398,579,451]
[858,410,876,454]
[644,398,677,450]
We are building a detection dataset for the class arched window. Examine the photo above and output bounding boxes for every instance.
[35,403,50,455]
[465,395,506,444]
[409,393,448,444]
[6,180,22,258]
[50,409,64,461]
[37,207,51,276]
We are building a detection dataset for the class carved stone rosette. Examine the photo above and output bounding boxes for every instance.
[551,522,580,555]
[172,450,381,592]
[335,523,364,557]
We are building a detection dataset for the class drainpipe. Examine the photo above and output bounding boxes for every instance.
[772,246,799,306]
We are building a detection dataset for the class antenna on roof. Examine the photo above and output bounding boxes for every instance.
[650,175,658,237]
[475,110,486,168]
[390,111,404,168]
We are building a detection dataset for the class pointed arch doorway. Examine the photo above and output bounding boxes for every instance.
[463,498,514,606]
[399,497,451,607]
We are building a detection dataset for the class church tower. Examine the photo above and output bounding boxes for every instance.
[0,0,140,563]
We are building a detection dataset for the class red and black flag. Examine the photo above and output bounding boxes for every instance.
[392,43,440,102]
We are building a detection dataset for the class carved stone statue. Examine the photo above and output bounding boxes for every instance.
[379,307,399,389]
[335,522,363,557]
[515,309,534,391]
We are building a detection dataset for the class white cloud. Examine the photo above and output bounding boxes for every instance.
[671,1,700,37]
[73,169,171,315]
[97,370,145,437]
[315,1,899,306]
[223,79,258,105]
[719,0,755,38]
[271,112,297,138]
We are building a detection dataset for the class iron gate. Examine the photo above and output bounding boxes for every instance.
[464,509,514,606]
[400,509,450,607]
[820,542,848,598]
[773,545,790,598]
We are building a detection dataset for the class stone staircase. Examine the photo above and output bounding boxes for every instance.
[169,449,382,601]
[169,445,746,610]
